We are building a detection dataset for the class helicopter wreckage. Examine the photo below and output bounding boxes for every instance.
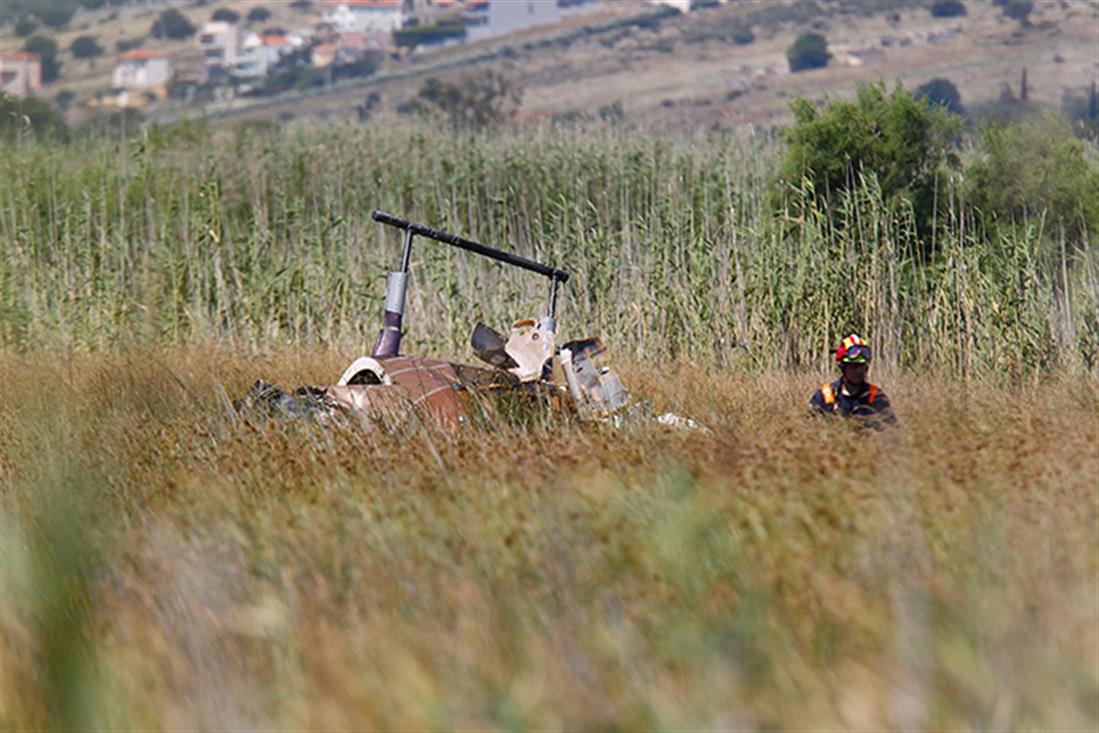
[237,211,703,432]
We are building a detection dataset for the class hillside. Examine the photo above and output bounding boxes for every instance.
[2,0,1096,128]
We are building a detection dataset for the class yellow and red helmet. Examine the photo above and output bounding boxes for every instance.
[835,334,872,364]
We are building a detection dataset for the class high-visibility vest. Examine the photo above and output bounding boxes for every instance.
[821,383,878,407]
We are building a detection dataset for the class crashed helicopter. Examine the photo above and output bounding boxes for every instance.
[237,210,642,430]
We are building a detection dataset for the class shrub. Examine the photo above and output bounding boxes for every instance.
[966,113,1099,246]
[1000,0,1033,24]
[787,32,830,72]
[14,16,38,37]
[915,78,964,115]
[247,6,271,22]
[70,35,104,59]
[151,9,196,39]
[211,8,240,23]
[115,37,144,53]
[407,71,522,130]
[22,35,61,83]
[930,0,966,17]
[394,21,467,49]
[37,3,75,29]
[0,91,68,140]
[730,25,755,45]
[54,89,75,111]
[777,82,962,241]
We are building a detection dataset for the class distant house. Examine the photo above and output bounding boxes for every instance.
[324,0,407,34]
[112,50,172,96]
[312,31,387,67]
[0,51,43,97]
[198,21,241,79]
[234,32,293,78]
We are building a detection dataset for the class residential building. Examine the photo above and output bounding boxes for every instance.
[112,50,173,96]
[234,32,293,78]
[0,51,42,96]
[324,0,408,34]
[198,20,240,79]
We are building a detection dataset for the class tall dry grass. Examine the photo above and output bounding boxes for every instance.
[2,347,1096,729]
[2,119,1096,377]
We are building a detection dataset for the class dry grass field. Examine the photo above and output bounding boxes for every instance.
[2,346,1097,729]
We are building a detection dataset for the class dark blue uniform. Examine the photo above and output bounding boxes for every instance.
[809,379,896,426]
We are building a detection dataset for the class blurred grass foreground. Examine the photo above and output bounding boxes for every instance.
[1,349,1096,729]
[1,117,1097,728]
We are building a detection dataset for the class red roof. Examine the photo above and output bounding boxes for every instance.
[261,34,290,45]
[0,51,41,61]
[117,49,171,61]
[328,0,403,7]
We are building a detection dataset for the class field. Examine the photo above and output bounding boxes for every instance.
[2,120,1098,728]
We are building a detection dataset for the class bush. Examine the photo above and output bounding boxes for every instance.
[1001,0,1033,24]
[22,35,61,83]
[0,91,68,140]
[70,35,104,59]
[787,32,830,72]
[730,25,755,45]
[930,0,966,17]
[777,82,962,241]
[915,78,964,115]
[966,113,1099,245]
[394,21,467,49]
[407,71,522,130]
[14,16,38,37]
[37,3,75,29]
[115,37,144,53]
[151,9,196,39]
[54,89,75,112]
[247,6,271,22]
[211,7,240,23]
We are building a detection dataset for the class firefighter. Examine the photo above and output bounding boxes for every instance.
[809,334,896,426]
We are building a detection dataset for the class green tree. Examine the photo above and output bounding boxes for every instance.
[777,82,962,240]
[1000,0,1033,25]
[730,25,754,45]
[70,35,104,59]
[14,16,38,37]
[966,113,1099,245]
[37,2,75,29]
[0,91,68,140]
[22,35,61,83]
[930,0,966,17]
[151,9,196,39]
[247,6,271,22]
[915,78,964,115]
[787,32,830,72]
[211,7,240,23]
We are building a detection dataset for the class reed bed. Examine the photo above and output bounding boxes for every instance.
[2,119,1096,377]
[1,347,1096,729]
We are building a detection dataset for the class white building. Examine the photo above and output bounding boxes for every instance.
[112,50,172,93]
[233,32,293,78]
[0,51,42,96]
[324,0,407,34]
[197,20,241,77]
[466,0,599,42]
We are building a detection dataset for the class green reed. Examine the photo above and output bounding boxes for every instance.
[2,119,1095,375]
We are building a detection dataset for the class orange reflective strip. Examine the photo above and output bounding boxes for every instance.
[821,385,835,405]
[868,384,878,404]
